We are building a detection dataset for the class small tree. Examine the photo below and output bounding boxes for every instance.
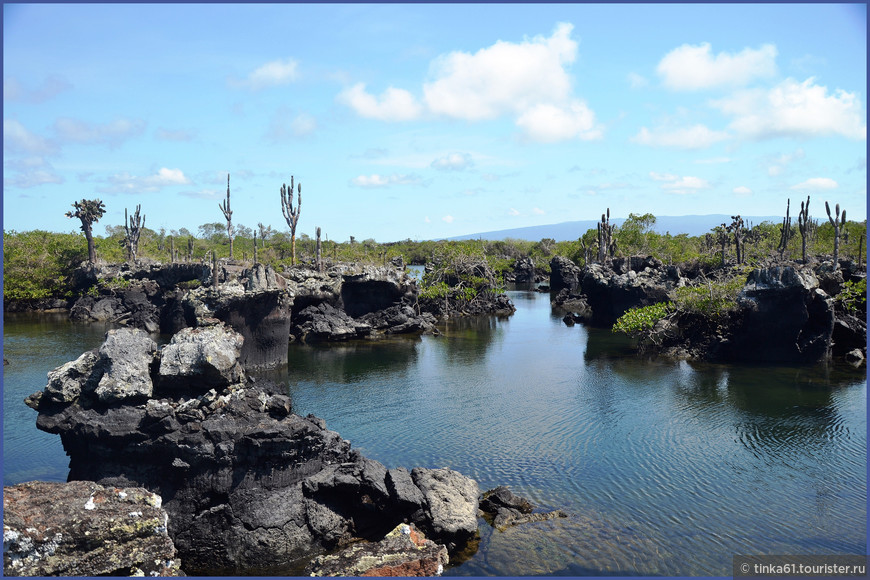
[124,204,145,262]
[65,198,106,265]
[825,201,846,268]
[219,174,234,259]
[280,176,302,265]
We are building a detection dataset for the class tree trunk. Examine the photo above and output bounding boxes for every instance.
[85,228,96,265]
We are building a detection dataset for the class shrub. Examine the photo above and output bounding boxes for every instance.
[612,302,672,336]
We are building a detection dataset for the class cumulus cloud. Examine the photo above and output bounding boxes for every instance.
[733,186,752,196]
[631,124,729,149]
[712,78,866,140]
[650,171,711,194]
[53,117,146,148]
[4,75,71,103]
[231,58,299,90]
[423,22,577,120]
[267,108,318,142]
[338,22,602,143]
[3,119,57,155]
[767,148,805,176]
[657,42,777,90]
[431,152,474,171]
[3,156,64,188]
[533,207,546,215]
[509,208,521,216]
[791,177,838,190]
[515,100,602,142]
[442,215,454,223]
[99,167,190,194]
[351,173,421,187]
[337,83,422,122]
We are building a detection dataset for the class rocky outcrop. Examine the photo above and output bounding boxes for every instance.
[305,523,448,577]
[549,256,582,293]
[3,481,180,577]
[26,325,481,575]
[579,258,685,326]
[728,265,835,363]
[479,486,568,532]
[292,302,373,342]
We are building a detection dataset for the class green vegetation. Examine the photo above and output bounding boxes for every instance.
[612,302,672,337]
[4,193,866,305]
[836,278,867,315]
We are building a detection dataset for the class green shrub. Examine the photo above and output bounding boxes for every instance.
[612,302,672,336]
[837,278,866,315]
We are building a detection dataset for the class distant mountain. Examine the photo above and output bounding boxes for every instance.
[446,215,784,241]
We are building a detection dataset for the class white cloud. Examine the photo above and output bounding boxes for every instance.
[431,152,473,171]
[100,167,190,193]
[733,186,752,196]
[515,100,602,143]
[694,157,732,164]
[232,58,299,90]
[4,75,71,103]
[351,173,420,187]
[631,124,729,149]
[650,171,711,194]
[509,208,521,216]
[791,177,838,190]
[179,188,222,200]
[3,119,56,154]
[533,207,545,215]
[712,78,866,140]
[53,117,146,148]
[423,22,577,121]
[337,83,422,122]
[657,42,777,90]
[3,156,64,188]
[627,72,648,89]
[442,215,454,223]
[424,216,432,223]
[767,148,805,176]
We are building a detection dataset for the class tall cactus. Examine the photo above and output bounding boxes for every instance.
[797,195,810,263]
[315,226,323,272]
[124,204,145,263]
[777,199,792,261]
[825,201,846,268]
[728,215,745,265]
[253,231,259,264]
[280,176,302,266]
[597,208,615,263]
[219,174,234,259]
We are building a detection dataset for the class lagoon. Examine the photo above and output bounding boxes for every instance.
[3,289,865,576]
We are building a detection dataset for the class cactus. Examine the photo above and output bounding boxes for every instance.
[315,226,323,272]
[123,204,145,263]
[825,201,846,268]
[797,196,810,263]
[715,223,729,266]
[280,176,302,266]
[728,215,745,264]
[66,199,106,265]
[597,208,616,263]
[777,200,792,261]
[219,174,234,259]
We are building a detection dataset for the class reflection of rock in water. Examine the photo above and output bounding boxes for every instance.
[466,508,672,577]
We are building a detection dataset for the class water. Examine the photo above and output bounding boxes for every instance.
[3,292,866,576]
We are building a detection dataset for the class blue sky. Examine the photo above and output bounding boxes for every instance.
[3,3,866,242]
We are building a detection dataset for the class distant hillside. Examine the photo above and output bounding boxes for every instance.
[447,215,783,241]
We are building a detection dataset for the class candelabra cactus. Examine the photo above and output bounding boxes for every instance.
[777,199,792,261]
[597,208,616,263]
[280,176,302,266]
[124,204,145,263]
[825,201,846,268]
[315,226,323,272]
[66,198,106,265]
[728,215,745,265]
[219,174,234,259]
[797,196,810,263]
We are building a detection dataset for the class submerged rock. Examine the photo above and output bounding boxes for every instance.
[305,523,448,577]
[3,480,180,577]
[479,486,568,532]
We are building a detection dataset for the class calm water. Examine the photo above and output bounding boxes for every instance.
[3,291,866,576]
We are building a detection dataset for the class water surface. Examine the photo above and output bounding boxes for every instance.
[3,292,866,576]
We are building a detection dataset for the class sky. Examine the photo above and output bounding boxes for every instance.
[3,3,867,243]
